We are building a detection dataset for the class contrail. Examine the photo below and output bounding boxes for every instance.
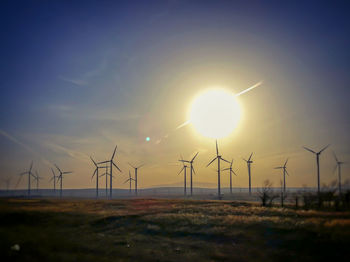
[234,81,263,97]
[174,81,263,131]
[0,129,52,166]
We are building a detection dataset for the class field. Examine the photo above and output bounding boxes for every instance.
[1,198,350,262]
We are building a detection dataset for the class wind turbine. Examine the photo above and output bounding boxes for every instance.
[99,163,110,198]
[128,163,144,196]
[243,153,254,195]
[16,161,35,197]
[178,157,188,196]
[55,164,72,198]
[34,170,44,193]
[90,156,101,199]
[207,140,230,199]
[333,152,345,194]
[49,168,57,194]
[124,170,135,194]
[303,145,330,194]
[274,158,289,194]
[179,152,199,196]
[98,145,122,199]
[222,159,237,194]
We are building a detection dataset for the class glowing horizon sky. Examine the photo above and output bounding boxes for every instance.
[0,0,349,190]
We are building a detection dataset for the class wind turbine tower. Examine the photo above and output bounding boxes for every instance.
[129,163,144,196]
[274,158,289,194]
[55,164,73,198]
[243,153,254,195]
[333,152,345,194]
[99,145,121,199]
[223,159,237,194]
[49,168,58,194]
[207,140,230,199]
[303,145,330,194]
[179,152,199,196]
[124,170,135,194]
[178,157,188,196]
[16,161,35,197]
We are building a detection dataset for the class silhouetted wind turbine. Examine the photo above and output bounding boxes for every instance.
[91,156,104,199]
[99,145,121,199]
[207,140,230,199]
[16,161,35,197]
[274,158,289,194]
[99,163,110,198]
[333,152,345,194]
[34,170,44,193]
[124,170,135,194]
[55,164,72,198]
[178,156,188,196]
[179,152,199,196]
[49,168,57,194]
[303,145,330,194]
[128,163,144,196]
[223,159,237,194]
[243,153,253,195]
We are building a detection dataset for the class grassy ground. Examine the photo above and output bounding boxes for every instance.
[1,198,350,262]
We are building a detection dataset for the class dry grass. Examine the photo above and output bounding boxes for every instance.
[1,198,350,261]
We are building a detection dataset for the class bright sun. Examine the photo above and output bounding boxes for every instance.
[189,89,241,139]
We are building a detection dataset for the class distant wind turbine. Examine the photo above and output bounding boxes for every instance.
[16,161,35,197]
[303,145,330,194]
[179,152,199,196]
[222,159,237,194]
[333,152,345,194]
[90,156,101,199]
[178,156,188,196]
[49,168,58,194]
[274,158,289,194]
[55,164,73,198]
[207,140,230,199]
[128,163,144,196]
[124,170,135,194]
[34,170,44,193]
[243,153,254,195]
[99,163,110,198]
[99,145,122,199]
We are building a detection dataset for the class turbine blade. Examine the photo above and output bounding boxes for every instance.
[92,169,97,179]
[207,157,217,167]
[90,156,97,166]
[222,168,230,171]
[333,151,339,162]
[111,145,117,160]
[178,167,184,175]
[221,158,230,164]
[98,160,109,164]
[284,158,289,167]
[63,171,72,174]
[319,144,330,154]
[274,167,283,169]
[216,140,219,156]
[49,177,54,182]
[137,164,145,169]
[124,179,130,184]
[54,164,62,173]
[128,162,136,168]
[248,152,253,161]
[29,161,33,173]
[285,170,290,176]
[192,166,196,175]
[113,162,122,172]
[303,146,316,154]
[232,170,237,176]
[15,176,22,188]
[191,152,199,162]
[51,168,55,177]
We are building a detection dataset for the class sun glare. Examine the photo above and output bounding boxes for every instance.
[189,89,241,139]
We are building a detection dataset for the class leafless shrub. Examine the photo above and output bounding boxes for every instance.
[257,180,278,207]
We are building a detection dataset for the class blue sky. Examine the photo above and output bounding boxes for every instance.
[1,0,349,189]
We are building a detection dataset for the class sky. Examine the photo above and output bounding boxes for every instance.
[1,0,349,190]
